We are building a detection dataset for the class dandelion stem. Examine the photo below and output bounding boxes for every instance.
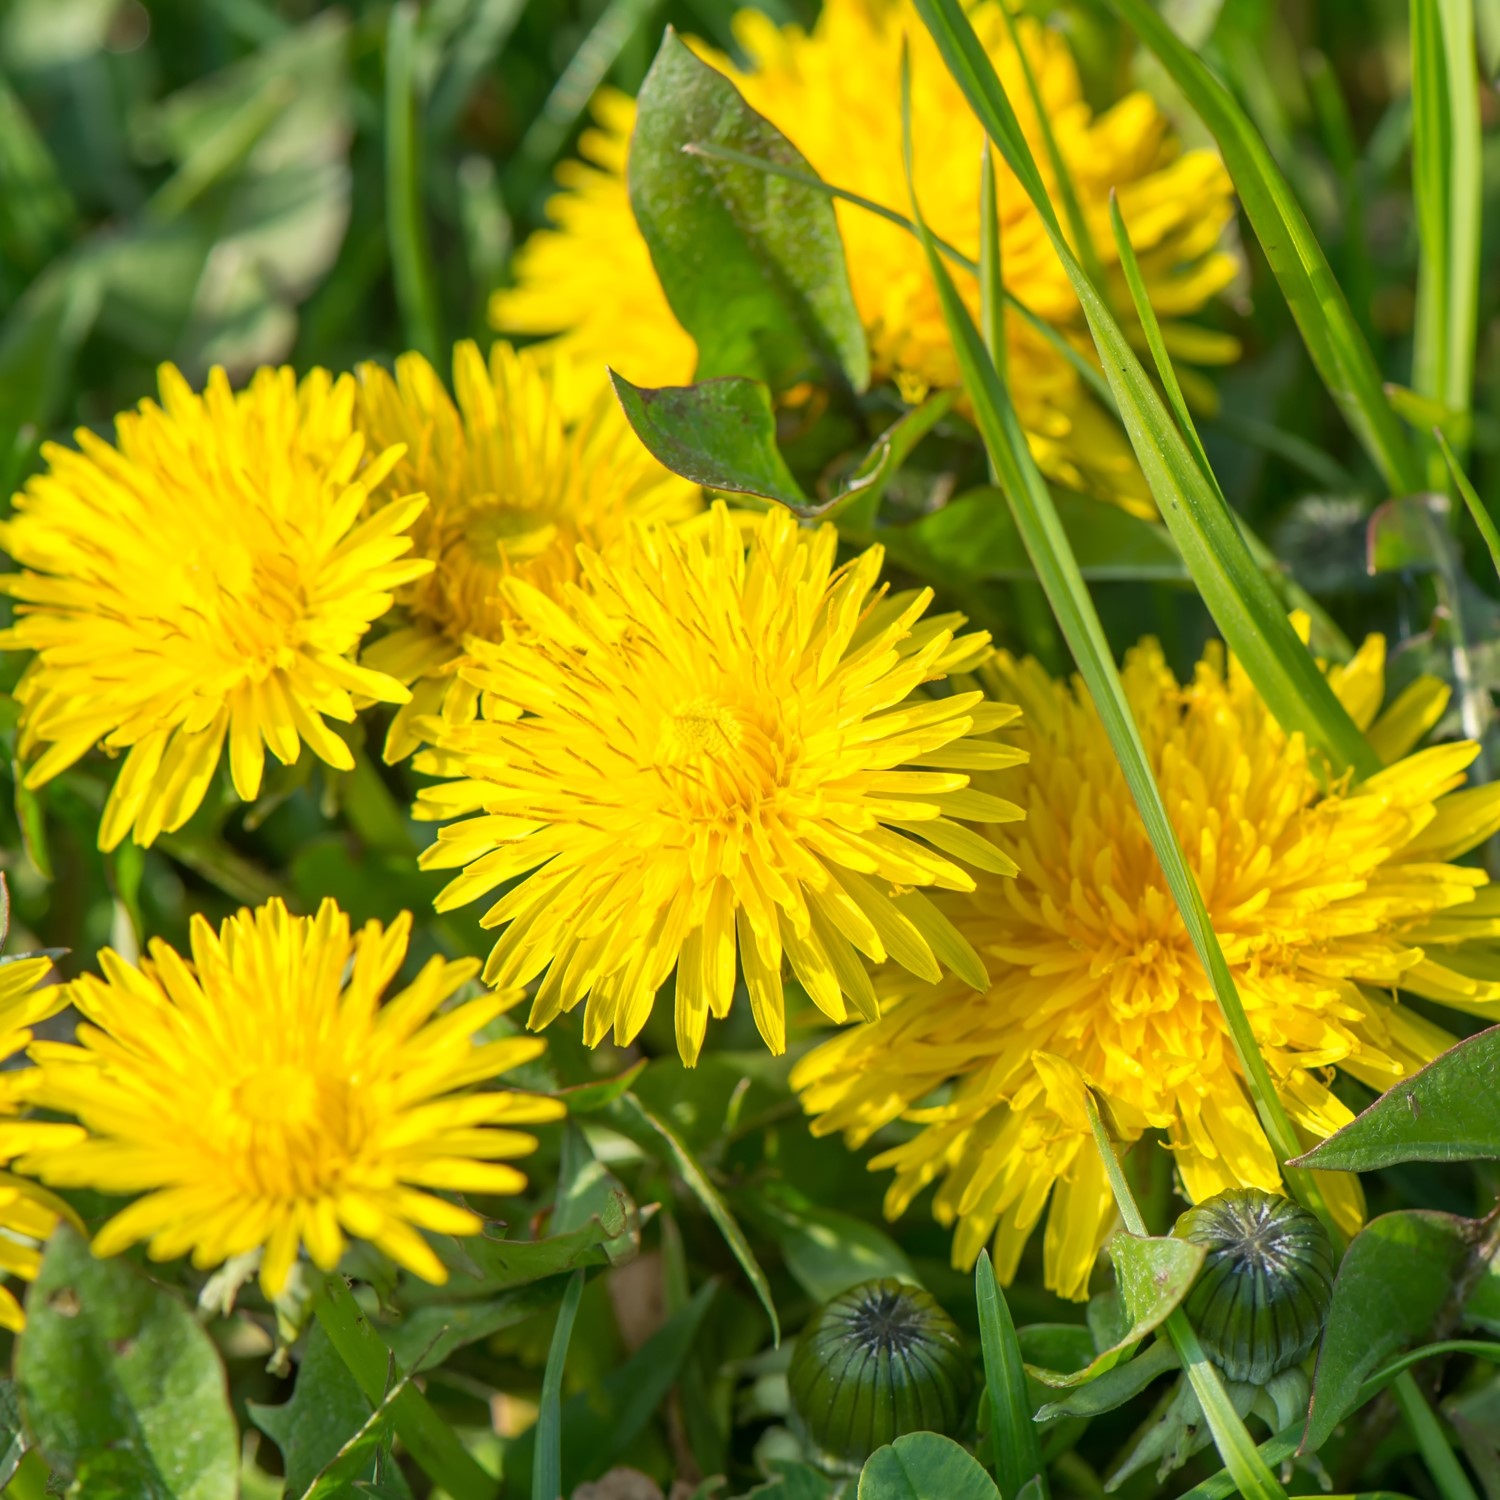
[314,1273,498,1500]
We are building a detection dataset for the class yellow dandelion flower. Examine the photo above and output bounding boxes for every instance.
[0,953,82,1330]
[354,341,699,761]
[17,898,564,1300]
[792,633,1500,1300]
[0,365,433,850]
[492,0,1239,511]
[415,502,1021,1064]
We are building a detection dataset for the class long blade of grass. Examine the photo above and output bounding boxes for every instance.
[912,0,1381,782]
[976,1249,1048,1500]
[1411,0,1482,465]
[1392,1371,1481,1500]
[386,1,442,362]
[1103,0,1423,497]
[533,1270,586,1500]
[1084,1095,1288,1500]
[895,42,1337,1237]
[1437,429,1500,581]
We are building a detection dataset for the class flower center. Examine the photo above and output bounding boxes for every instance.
[222,1066,363,1198]
[652,696,788,818]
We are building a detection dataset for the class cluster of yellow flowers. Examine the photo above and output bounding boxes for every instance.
[0,0,1494,1323]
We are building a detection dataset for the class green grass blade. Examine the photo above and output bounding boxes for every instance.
[533,1270,585,1500]
[1084,1097,1288,1500]
[1436,430,1500,581]
[1104,0,1423,497]
[385,1,442,362]
[976,1250,1048,1500]
[995,3,1109,300]
[912,0,1381,783]
[896,43,1337,1237]
[980,141,1005,373]
[1108,190,1212,484]
[1411,0,1481,460]
[1392,1371,1480,1500]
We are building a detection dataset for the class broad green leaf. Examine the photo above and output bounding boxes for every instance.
[913,0,1381,785]
[747,1187,916,1303]
[610,374,809,508]
[743,1461,836,1499]
[857,1432,1001,1500]
[299,1372,413,1500]
[502,1280,718,1494]
[887,488,1184,583]
[1292,1027,1500,1171]
[1104,0,1422,496]
[17,1226,238,1500]
[553,1060,647,1115]
[628,30,867,391]
[1030,1234,1204,1389]
[607,1090,779,1344]
[975,1250,1047,1500]
[1033,1340,1180,1421]
[1306,1211,1478,1452]
[0,1382,31,1489]
[249,1323,384,1499]
[383,1278,565,1372]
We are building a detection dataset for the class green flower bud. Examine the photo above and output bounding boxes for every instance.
[787,1278,971,1462]
[1176,1187,1337,1385]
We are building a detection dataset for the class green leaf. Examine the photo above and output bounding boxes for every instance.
[1103,0,1423,497]
[1306,1211,1478,1452]
[0,1381,31,1488]
[607,1090,779,1344]
[1031,1234,1205,1389]
[249,1323,381,1499]
[16,1226,238,1500]
[383,1279,565,1373]
[609,374,808,507]
[553,1060,648,1115]
[1033,1340,1180,1422]
[887,488,1184,583]
[299,1371,414,1500]
[975,1250,1047,1500]
[742,1461,836,1499]
[1437,431,1500,586]
[857,1432,1001,1500]
[1291,1027,1500,1171]
[503,1280,718,1494]
[750,1191,917,1303]
[628,29,867,391]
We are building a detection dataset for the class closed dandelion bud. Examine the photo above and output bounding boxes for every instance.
[787,1278,971,1462]
[1176,1188,1337,1385]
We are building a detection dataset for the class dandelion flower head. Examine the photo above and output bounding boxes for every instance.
[793,632,1500,1299]
[417,502,1022,1064]
[0,365,433,850]
[18,898,564,1299]
[355,341,699,761]
[492,0,1239,511]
